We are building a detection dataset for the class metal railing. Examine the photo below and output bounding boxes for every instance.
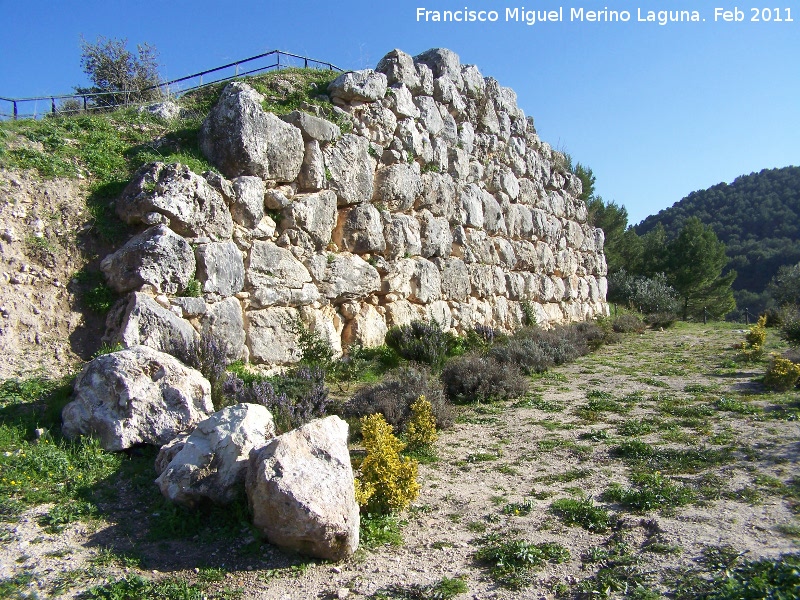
[0,50,344,120]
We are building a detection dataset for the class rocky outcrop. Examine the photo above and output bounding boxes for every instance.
[62,346,213,451]
[245,416,359,560]
[97,47,608,367]
[156,403,275,507]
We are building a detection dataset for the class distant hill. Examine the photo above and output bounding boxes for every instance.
[635,166,800,311]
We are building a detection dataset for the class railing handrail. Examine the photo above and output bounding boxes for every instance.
[0,50,344,120]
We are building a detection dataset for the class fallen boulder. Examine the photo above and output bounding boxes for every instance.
[156,403,275,507]
[246,416,359,561]
[62,346,213,451]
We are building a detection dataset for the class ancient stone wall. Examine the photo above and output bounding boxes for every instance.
[100,48,608,366]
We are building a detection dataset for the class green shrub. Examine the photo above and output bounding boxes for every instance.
[385,320,459,368]
[489,324,592,374]
[603,472,695,511]
[222,366,330,434]
[645,312,678,329]
[344,366,452,430]
[441,355,528,404]
[779,307,800,346]
[613,313,646,334]
[608,270,680,314]
[178,277,201,298]
[291,319,334,369]
[740,315,767,361]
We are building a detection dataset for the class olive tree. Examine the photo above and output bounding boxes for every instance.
[77,36,162,107]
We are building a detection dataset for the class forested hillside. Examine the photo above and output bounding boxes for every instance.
[635,166,800,311]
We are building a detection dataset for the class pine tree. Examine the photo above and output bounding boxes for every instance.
[665,217,736,320]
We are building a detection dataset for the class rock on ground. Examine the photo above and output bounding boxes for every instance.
[62,346,213,451]
[246,416,359,561]
[157,403,275,507]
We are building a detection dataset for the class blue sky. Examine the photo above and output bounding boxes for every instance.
[1,0,797,224]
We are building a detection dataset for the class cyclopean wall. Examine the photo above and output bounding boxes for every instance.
[100,48,609,367]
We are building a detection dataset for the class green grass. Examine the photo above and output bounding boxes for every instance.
[603,472,695,512]
[618,419,654,437]
[532,468,592,485]
[611,440,733,474]
[549,497,613,532]
[82,574,211,599]
[374,576,468,599]
[474,534,570,589]
[360,513,404,548]
[715,396,761,415]
[667,546,800,600]
[0,376,124,524]
[502,499,535,516]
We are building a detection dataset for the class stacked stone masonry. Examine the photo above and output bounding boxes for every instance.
[100,48,608,366]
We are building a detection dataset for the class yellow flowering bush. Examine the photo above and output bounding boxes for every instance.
[354,413,419,514]
[740,315,767,361]
[763,354,800,391]
[405,395,438,449]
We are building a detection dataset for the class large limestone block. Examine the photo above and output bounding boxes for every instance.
[482,191,507,236]
[299,140,326,191]
[437,257,471,302]
[383,213,422,260]
[196,241,245,297]
[246,306,301,364]
[414,48,464,89]
[353,103,397,146]
[202,297,246,362]
[411,258,442,304]
[384,299,424,328]
[468,264,507,298]
[419,210,452,259]
[342,304,387,348]
[381,258,417,298]
[459,184,485,229]
[281,110,341,143]
[101,225,195,295]
[246,416,359,561]
[323,134,375,206]
[384,84,419,119]
[281,190,338,251]
[414,96,444,137]
[300,305,344,356]
[461,64,485,98]
[247,241,320,308]
[318,253,381,303]
[116,162,233,241]
[382,257,446,304]
[333,204,385,254]
[373,163,422,212]
[157,403,275,507]
[104,292,198,354]
[328,69,387,103]
[62,346,213,451]
[376,49,420,89]
[200,82,304,181]
[418,172,457,219]
[230,176,265,229]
